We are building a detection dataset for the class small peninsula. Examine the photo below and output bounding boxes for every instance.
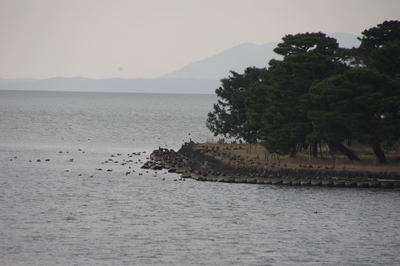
[147,142,400,189]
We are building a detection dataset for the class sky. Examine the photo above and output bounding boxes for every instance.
[1,0,399,80]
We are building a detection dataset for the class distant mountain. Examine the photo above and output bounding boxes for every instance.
[0,77,220,94]
[161,32,360,80]
[0,32,360,94]
[161,42,280,80]
[329,32,361,48]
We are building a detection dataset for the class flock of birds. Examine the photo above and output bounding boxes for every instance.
[7,147,184,181]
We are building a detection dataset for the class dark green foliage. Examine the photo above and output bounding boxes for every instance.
[358,20,400,50]
[207,21,400,163]
[260,32,348,156]
[307,68,400,163]
[358,20,400,67]
[370,40,400,78]
[274,32,339,57]
[206,67,270,143]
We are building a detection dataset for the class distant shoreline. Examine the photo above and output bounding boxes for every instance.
[0,77,220,94]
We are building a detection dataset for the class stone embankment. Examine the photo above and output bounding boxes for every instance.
[148,143,400,189]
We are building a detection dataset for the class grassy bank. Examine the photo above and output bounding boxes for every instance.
[193,142,400,174]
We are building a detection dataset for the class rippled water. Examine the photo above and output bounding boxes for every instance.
[1,90,399,265]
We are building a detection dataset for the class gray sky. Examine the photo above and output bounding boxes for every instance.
[1,0,399,79]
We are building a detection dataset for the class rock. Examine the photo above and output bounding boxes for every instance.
[380,181,394,189]
[311,179,322,186]
[235,177,247,183]
[271,178,282,185]
[282,179,293,185]
[357,181,369,188]
[291,179,301,186]
[333,180,345,187]
[181,173,192,179]
[256,178,267,184]
[393,181,400,188]
[344,181,357,188]
[321,180,333,187]
[247,178,257,184]
[368,181,381,188]
[152,165,163,170]
[263,178,272,184]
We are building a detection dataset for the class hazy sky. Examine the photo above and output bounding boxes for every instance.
[1,0,399,79]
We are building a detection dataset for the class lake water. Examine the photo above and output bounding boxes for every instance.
[1,90,399,265]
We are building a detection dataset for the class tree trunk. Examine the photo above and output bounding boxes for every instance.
[312,142,318,158]
[372,142,387,164]
[289,143,297,157]
[327,140,361,161]
[319,142,323,158]
[347,139,353,146]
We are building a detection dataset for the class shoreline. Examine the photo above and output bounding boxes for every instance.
[148,143,400,189]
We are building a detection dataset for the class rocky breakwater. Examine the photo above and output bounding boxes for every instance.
[149,144,400,189]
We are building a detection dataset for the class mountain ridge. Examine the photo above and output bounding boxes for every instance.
[0,32,360,94]
[161,32,360,80]
[160,42,280,80]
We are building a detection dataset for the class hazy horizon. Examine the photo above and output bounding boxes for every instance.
[1,0,399,80]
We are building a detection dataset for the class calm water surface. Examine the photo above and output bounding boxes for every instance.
[1,90,399,265]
